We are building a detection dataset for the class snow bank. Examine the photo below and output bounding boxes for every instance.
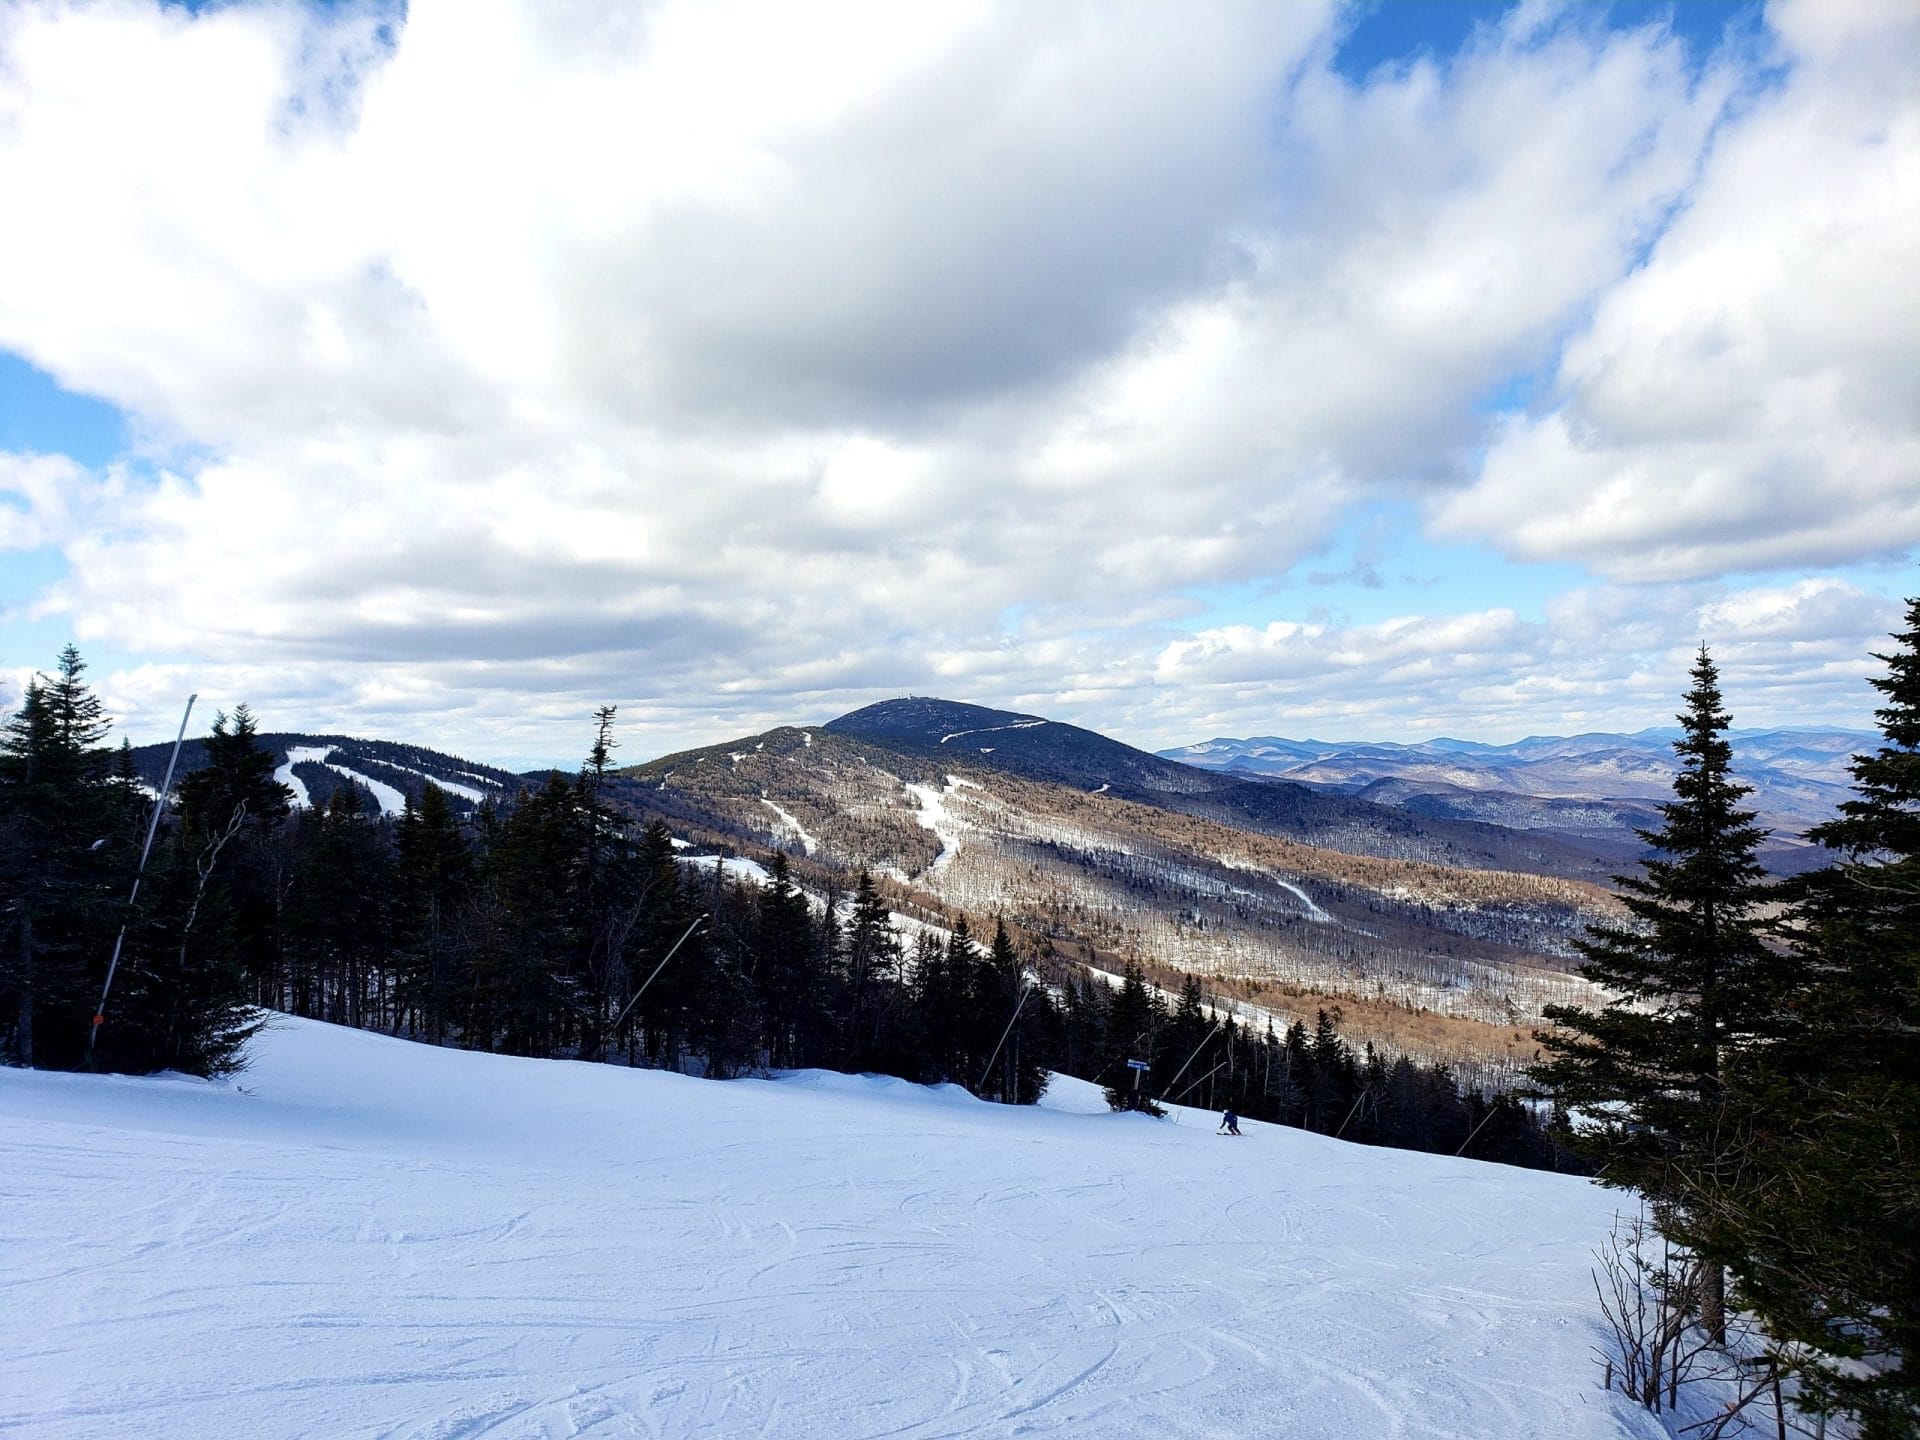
[0,1017,1665,1440]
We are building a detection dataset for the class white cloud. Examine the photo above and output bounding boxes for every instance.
[1436,0,1920,579]
[1,451,95,551]
[0,0,1909,759]
[1135,579,1903,745]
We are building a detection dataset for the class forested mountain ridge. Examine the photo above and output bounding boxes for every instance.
[826,698,1615,880]
[614,702,1624,1077]
[1166,725,1874,874]
[117,699,1632,1074]
[125,733,523,819]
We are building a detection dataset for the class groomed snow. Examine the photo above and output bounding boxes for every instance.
[274,745,411,818]
[0,1017,1668,1440]
[761,798,819,856]
[327,761,408,818]
[903,778,971,874]
[391,764,488,805]
[275,744,332,810]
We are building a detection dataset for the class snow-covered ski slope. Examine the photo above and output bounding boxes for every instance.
[2,1019,1665,1439]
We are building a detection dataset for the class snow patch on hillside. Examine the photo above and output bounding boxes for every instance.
[676,853,774,887]
[761,798,820,855]
[905,777,974,873]
[939,719,1047,744]
[274,744,409,818]
[1217,853,1335,923]
[387,763,487,804]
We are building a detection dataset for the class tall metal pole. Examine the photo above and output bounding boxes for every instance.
[609,914,708,1036]
[1157,1015,1223,1108]
[976,978,1035,1095]
[86,693,195,1066]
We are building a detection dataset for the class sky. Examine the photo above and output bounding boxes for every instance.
[0,0,1915,769]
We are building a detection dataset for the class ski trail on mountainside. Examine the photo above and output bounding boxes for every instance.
[761,798,819,855]
[903,777,974,874]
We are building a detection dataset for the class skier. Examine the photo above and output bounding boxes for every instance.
[1218,1108,1241,1136]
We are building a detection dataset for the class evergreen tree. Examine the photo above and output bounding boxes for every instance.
[1155,974,1213,1107]
[913,914,974,1084]
[479,776,580,1055]
[570,716,656,1064]
[1101,958,1163,1114]
[1306,1007,1356,1133]
[1055,966,1108,1080]
[109,706,289,1074]
[1531,647,1775,1341]
[1725,599,1920,1433]
[0,647,128,1068]
[284,786,393,1034]
[1275,1018,1311,1126]
[392,781,471,1043]
[175,706,291,838]
[753,851,820,1068]
[838,871,911,1074]
[976,918,1048,1103]
[618,821,705,1068]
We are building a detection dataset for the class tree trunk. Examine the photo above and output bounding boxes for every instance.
[1700,1261,1727,1346]
[16,913,34,1068]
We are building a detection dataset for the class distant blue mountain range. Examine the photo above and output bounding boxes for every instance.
[1160,727,1875,874]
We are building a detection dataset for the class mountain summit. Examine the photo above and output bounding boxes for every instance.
[826,698,1203,795]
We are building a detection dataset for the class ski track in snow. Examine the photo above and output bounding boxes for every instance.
[0,1017,1670,1440]
[1271,877,1335,925]
[761,798,819,855]
[938,719,1046,744]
